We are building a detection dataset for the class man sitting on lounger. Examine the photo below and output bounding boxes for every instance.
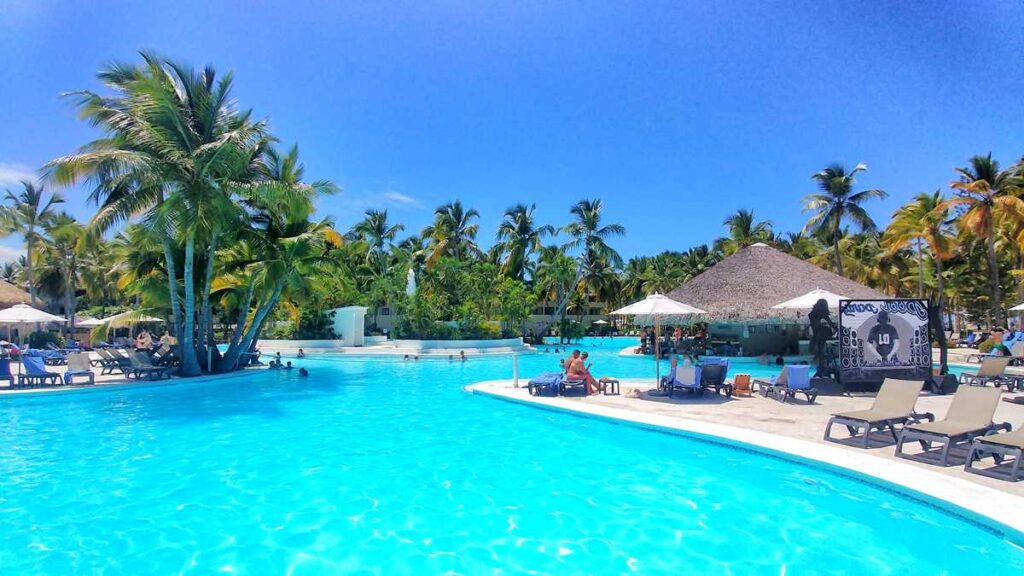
[570,352,601,395]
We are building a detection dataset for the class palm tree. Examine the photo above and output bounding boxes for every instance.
[422,201,481,265]
[557,199,625,323]
[713,209,773,256]
[352,209,404,276]
[884,190,957,299]
[42,213,86,335]
[0,180,64,306]
[802,163,888,276]
[495,203,553,280]
[0,261,21,286]
[47,52,269,376]
[944,154,1024,326]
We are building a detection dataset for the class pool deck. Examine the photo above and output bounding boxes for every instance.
[467,378,1024,535]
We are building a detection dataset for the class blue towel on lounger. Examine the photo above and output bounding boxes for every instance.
[529,372,563,395]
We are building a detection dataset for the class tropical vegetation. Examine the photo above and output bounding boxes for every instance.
[1,53,1023,376]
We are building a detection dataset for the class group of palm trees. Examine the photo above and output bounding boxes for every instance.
[2,52,1021,377]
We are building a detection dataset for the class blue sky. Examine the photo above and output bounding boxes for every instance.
[1,1,1022,261]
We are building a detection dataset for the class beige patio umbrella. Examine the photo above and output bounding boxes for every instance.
[611,293,705,386]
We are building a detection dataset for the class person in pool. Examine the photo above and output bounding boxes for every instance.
[297,348,305,358]
[459,350,466,362]
[284,361,293,370]
[298,367,308,377]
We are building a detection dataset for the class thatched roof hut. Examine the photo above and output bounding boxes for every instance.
[667,243,887,321]
[0,280,32,308]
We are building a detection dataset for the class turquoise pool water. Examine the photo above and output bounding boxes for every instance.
[0,350,1020,574]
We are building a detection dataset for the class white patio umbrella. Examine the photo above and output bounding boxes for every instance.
[1009,303,1024,311]
[611,293,705,387]
[0,305,68,374]
[97,311,163,327]
[77,317,105,327]
[592,319,608,325]
[771,288,848,310]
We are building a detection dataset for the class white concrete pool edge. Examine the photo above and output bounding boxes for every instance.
[466,380,1024,538]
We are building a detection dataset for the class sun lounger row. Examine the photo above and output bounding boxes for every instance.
[825,378,1022,481]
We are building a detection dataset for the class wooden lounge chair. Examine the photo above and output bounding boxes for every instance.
[127,352,174,380]
[895,386,1009,467]
[824,378,933,448]
[63,352,96,386]
[755,365,816,403]
[19,355,62,388]
[965,426,1024,482]
[958,357,1015,391]
[732,374,752,397]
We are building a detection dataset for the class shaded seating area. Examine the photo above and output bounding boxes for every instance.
[823,378,933,448]
[754,365,816,404]
[895,386,1009,467]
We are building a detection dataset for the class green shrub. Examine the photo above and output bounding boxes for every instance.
[268,321,296,340]
[27,331,65,349]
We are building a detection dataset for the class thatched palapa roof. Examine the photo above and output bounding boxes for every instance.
[667,243,887,321]
[0,280,32,308]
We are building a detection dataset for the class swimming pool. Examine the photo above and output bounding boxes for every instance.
[0,355,1021,573]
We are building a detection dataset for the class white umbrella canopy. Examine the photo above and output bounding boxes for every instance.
[611,293,705,387]
[0,304,67,324]
[98,310,164,328]
[592,319,608,325]
[77,317,105,327]
[611,293,706,316]
[1010,303,1024,311]
[771,288,848,310]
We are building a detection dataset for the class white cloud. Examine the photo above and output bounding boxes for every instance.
[382,191,421,207]
[0,244,23,264]
[0,163,37,186]
[333,190,423,212]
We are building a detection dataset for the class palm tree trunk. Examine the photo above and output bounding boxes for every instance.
[221,278,285,371]
[179,235,201,376]
[916,238,924,298]
[26,235,36,306]
[224,279,256,354]
[197,235,218,372]
[162,238,184,346]
[833,235,843,276]
[986,226,1003,326]
[935,256,948,373]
